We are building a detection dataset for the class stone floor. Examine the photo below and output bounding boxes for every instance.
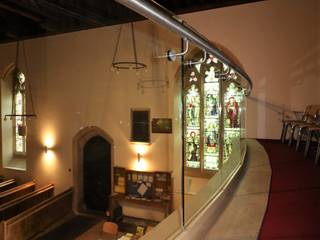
[204,139,271,240]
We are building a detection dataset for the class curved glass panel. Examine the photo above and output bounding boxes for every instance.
[183,53,247,227]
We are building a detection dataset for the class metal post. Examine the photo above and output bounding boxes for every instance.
[180,38,185,227]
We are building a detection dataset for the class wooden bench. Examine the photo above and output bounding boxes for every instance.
[0,188,73,240]
[0,181,35,205]
[0,180,16,193]
[0,184,54,221]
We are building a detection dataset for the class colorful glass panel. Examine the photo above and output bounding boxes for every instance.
[185,83,200,168]
[203,66,220,170]
[223,82,244,161]
[14,91,26,154]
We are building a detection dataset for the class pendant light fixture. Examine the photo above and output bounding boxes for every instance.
[111,23,147,73]
[4,41,37,136]
[137,24,168,93]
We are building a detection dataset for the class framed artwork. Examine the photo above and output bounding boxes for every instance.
[152,118,172,133]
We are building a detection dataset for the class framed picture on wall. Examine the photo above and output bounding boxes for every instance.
[152,118,172,133]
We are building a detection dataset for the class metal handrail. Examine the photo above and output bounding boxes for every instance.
[114,0,253,95]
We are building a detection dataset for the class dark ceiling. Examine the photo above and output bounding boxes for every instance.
[0,0,264,44]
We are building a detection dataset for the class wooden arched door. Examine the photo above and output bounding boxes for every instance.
[83,135,111,212]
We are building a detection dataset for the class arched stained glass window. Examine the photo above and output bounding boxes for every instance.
[185,73,201,169]
[183,52,245,177]
[203,66,220,170]
[223,82,244,162]
[184,54,222,176]
[13,71,27,155]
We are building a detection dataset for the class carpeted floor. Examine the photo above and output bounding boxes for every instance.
[258,139,320,240]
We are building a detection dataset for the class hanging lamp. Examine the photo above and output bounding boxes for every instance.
[4,41,37,136]
[137,25,168,93]
[111,23,147,72]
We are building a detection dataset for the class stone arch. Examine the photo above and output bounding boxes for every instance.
[0,63,15,80]
[72,126,114,214]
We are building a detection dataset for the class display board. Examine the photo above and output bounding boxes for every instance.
[114,167,126,194]
[126,170,154,200]
[113,167,172,202]
[154,172,171,201]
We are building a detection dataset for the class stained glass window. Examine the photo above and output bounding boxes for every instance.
[13,71,26,154]
[184,52,245,175]
[223,82,244,162]
[184,54,221,173]
[203,66,220,170]
[185,82,201,168]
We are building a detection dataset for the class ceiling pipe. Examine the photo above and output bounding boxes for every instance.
[114,0,252,95]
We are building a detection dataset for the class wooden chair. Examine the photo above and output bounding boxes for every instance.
[294,108,320,152]
[100,221,118,240]
[285,105,320,146]
[281,107,311,143]
[303,127,320,165]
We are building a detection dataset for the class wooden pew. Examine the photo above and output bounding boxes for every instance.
[0,184,54,221]
[0,188,73,240]
[0,182,35,205]
[0,180,16,193]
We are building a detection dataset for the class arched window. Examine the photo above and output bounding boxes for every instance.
[184,53,245,177]
[13,70,27,155]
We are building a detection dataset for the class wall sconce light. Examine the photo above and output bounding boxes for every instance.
[44,145,51,154]
[44,145,55,162]
[44,146,48,154]
[132,143,149,171]
[137,153,141,162]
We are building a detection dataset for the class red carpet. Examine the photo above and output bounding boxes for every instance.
[258,139,320,240]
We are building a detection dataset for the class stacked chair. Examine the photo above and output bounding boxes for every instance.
[281,104,320,165]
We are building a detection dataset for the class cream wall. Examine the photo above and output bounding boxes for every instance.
[0,22,181,194]
[182,0,320,139]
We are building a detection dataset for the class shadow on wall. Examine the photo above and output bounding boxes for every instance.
[289,44,320,107]
[247,96,298,121]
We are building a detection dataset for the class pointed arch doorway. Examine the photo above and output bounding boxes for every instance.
[73,126,113,215]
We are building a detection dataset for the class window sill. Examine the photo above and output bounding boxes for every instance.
[4,166,26,171]
[3,157,26,171]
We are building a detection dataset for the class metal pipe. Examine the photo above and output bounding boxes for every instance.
[115,0,252,95]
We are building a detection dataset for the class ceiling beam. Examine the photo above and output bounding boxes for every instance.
[38,0,105,27]
[0,2,43,22]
